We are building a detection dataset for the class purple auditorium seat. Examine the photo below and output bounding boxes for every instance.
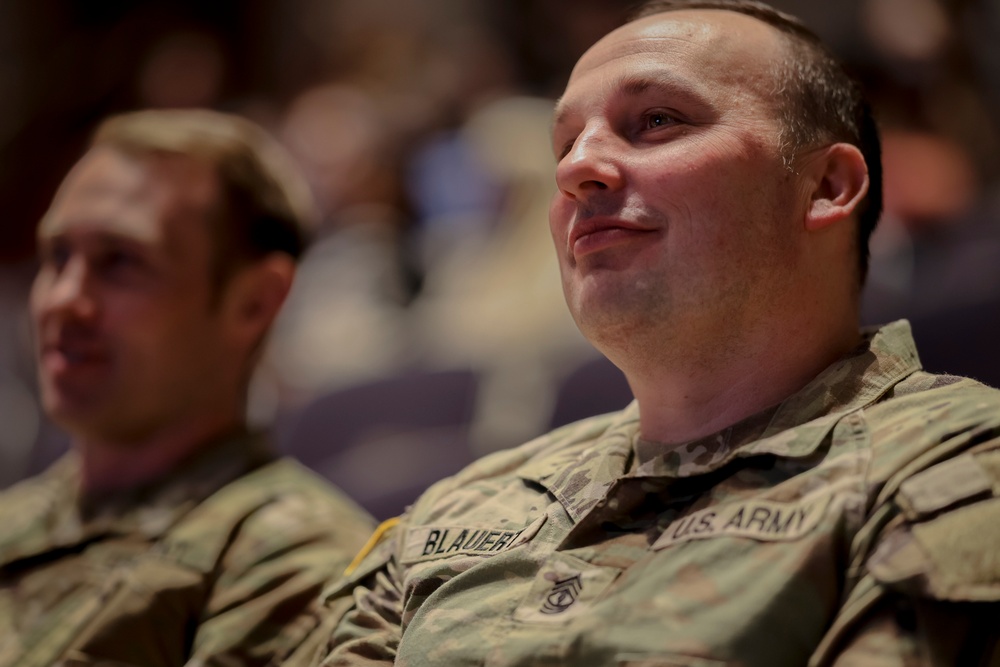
[909,300,1000,389]
[278,368,479,519]
[549,355,633,430]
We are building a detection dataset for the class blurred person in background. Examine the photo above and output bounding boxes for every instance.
[261,84,413,408]
[257,14,519,414]
[0,109,374,665]
[409,96,600,454]
[299,1,1000,664]
[0,265,44,488]
[850,0,1000,386]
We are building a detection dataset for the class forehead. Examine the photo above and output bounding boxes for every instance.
[557,9,788,118]
[39,146,219,245]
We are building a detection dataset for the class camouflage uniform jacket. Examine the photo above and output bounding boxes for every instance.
[313,320,1000,666]
[0,430,375,667]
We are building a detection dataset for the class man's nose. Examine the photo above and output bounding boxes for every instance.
[555,125,625,201]
[39,258,99,321]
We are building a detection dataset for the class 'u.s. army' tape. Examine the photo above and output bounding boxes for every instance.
[653,490,832,549]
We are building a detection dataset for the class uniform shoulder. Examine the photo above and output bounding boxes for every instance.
[204,459,374,579]
[0,456,76,550]
[249,457,372,516]
[890,370,1000,402]
[227,457,375,543]
[0,461,64,507]
[166,458,372,573]
[861,370,1000,501]
[865,371,1000,450]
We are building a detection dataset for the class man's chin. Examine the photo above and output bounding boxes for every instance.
[42,394,119,441]
[573,281,668,324]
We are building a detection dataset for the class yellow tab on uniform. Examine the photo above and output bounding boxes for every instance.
[344,516,400,576]
[653,492,832,549]
[401,515,546,565]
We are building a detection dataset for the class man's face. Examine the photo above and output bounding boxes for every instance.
[549,10,812,354]
[31,146,238,443]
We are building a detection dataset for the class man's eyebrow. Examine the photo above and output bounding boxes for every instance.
[553,72,700,128]
[552,96,570,132]
[619,72,699,100]
[620,77,654,98]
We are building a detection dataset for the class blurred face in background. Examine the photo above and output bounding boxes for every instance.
[31,146,241,444]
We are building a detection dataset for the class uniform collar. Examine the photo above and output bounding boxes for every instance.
[632,320,922,478]
[0,429,275,567]
[523,320,921,522]
[519,406,639,522]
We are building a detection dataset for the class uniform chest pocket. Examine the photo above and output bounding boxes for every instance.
[511,551,621,624]
[63,551,209,665]
[4,544,143,666]
[5,572,119,667]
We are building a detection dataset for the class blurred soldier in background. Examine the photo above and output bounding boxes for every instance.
[0,109,374,665]
[301,1,1000,665]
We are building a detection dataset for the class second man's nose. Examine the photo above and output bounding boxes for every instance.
[43,256,100,322]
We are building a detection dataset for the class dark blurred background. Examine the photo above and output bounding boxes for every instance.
[1,0,998,518]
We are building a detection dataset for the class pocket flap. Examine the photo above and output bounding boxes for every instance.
[867,496,1000,602]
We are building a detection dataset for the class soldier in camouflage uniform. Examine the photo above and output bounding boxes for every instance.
[0,109,375,666]
[301,1,1000,666]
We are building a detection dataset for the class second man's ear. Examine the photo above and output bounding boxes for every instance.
[225,253,296,342]
[803,143,870,232]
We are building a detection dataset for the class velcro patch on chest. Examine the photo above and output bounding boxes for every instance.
[512,551,620,624]
[401,515,546,565]
[653,492,832,549]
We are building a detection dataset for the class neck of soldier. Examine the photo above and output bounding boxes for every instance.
[609,305,861,448]
[73,403,245,496]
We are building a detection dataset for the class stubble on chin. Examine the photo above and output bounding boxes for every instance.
[566,268,673,358]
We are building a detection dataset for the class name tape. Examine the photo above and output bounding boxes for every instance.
[402,515,546,564]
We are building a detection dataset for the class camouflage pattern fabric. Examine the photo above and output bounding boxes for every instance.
[0,431,375,667]
[307,320,1000,666]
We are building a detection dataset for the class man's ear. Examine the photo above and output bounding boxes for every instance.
[223,253,296,347]
[804,143,870,232]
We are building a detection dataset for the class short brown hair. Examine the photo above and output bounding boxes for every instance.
[631,0,883,282]
[93,109,317,287]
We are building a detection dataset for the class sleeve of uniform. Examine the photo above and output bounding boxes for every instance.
[812,426,1000,666]
[306,518,407,667]
[189,487,375,666]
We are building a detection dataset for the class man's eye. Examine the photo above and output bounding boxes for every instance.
[40,242,70,271]
[642,112,677,129]
[100,249,142,274]
[556,138,575,160]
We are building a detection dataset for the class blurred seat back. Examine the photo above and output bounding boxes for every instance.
[279,368,479,519]
[549,355,633,429]
[910,299,1000,388]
